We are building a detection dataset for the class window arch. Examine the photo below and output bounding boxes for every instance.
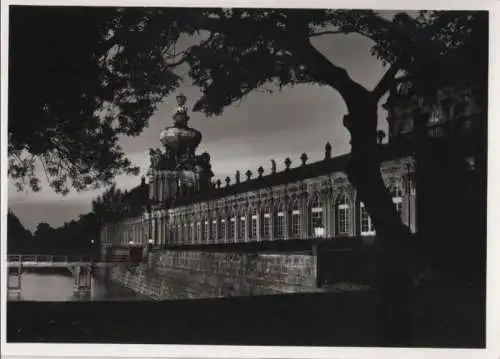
[336,192,350,236]
[262,205,272,240]
[249,207,258,240]
[310,193,325,237]
[291,199,302,238]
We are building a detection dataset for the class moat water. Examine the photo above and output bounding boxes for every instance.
[7,271,149,301]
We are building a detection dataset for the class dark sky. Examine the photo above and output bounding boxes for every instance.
[8,23,392,232]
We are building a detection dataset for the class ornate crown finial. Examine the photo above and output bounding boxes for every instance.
[176,93,187,107]
[173,93,189,125]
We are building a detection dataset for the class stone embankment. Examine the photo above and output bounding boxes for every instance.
[98,250,321,300]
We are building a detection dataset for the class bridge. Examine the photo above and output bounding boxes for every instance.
[7,255,95,268]
[7,254,111,295]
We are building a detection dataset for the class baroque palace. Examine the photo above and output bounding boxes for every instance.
[100,90,482,262]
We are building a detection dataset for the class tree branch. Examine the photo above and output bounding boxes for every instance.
[39,155,52,184]
[308,30,345,37]
[372,61,402,100]
[299,38,371,111]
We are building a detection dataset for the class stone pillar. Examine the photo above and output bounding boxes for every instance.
[409,176,417,233]
[157,214,162,247]
[256,201,261,242]
[151,214,157,246]
[303,194,310,239]
[354,192,361,239]
[348,188,356,238]
[149,172,155,200]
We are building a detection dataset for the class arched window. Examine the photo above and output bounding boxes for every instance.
[228,215,236,242]
[203,219,209,243]
[274,204,285,239]
[336,192,350,236]
[262,206,272,240]
[238,209,246,241]
[291,200,302,238]
[211,217,217,243]
[185,223,190,244]
[310,194,325,237]
[177,224,182,244]
[190,223,195,244]
[250,207,258,240]
[360,202,375,236]
[197,222,202,243]
[219,218,226,241]
[169,227,175,245]
[390,183,404,218]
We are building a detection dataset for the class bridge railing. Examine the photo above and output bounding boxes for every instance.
[7,255,92,263]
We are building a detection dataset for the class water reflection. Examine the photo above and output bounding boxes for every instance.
[7,272,149,302]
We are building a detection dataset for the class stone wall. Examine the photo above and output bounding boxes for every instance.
[100,250,320,300]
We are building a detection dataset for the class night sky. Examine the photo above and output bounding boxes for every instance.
[8,13,394,232]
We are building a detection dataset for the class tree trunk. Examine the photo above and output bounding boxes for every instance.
[345,94,414,346]
[296,36,414,345]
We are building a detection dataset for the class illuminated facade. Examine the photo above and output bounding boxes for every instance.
[100,90,481,255]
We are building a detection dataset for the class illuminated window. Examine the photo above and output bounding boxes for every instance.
[219,219,226,241]
[228,217,236,241]
[197,222,202,243]
[310,194,325,237]
[291,200,302,238]
[238,215,246,241]
[211,219,217,242]
[360,203,375,236]
[336,193,350,236]
[204,220,209,243]
[250,207,258,240]
[263,207,272,240]
[275,209,285,239]
[390,184,404,219]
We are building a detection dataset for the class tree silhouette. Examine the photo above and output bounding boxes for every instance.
[8,6,177,194]
[7,210,33,254]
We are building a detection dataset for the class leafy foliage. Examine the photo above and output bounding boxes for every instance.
[91,180,148,223]
[9,7,486,195]
[8,6,181,194]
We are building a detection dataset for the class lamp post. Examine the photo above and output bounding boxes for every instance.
[89,239,95,262]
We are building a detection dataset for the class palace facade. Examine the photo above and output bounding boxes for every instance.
[100,90,482,257]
